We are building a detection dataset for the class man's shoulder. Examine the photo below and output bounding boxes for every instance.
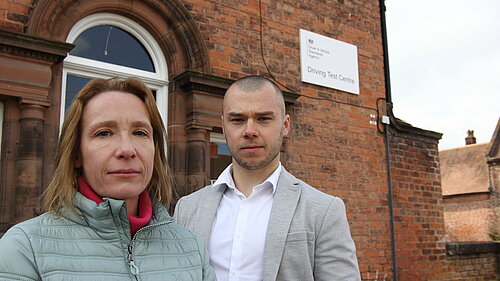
[178,184,213,202]
[176,184,226,209]
[174,184,223,227]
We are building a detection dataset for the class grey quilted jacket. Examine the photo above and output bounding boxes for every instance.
[0,192,216,281]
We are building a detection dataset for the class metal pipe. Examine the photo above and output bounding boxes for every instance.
[384,124,398,281]
[379,0,398,280]
[379,0,392,103]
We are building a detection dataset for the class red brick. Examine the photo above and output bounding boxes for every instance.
[0,1,30,15]
[1,0,493,279]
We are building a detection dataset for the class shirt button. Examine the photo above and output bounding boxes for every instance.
[230,269,239,276]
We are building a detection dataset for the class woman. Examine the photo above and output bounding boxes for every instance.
[0,78,216,281]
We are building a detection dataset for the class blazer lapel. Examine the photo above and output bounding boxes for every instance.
[194,185,226,244]
[263,169,301,281]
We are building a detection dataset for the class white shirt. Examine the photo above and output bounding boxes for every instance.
[208,163,282,281]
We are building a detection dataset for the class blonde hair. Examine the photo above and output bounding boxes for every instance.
[43,77,172,214]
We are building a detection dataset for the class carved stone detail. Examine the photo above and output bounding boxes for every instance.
[0,29,73,63]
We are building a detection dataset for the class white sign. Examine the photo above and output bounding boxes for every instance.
[300,29,359,94]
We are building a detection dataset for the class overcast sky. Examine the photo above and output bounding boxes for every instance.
[385,0,500,150]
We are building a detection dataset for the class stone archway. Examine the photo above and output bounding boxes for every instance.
[27,0,210,76]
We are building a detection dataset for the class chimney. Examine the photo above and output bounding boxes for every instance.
[465,130,476,145]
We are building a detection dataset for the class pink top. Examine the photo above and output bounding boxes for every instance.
[78,176,152,236]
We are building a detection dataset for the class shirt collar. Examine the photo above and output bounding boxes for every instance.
[212,163,282,194]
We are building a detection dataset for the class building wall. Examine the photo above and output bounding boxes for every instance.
[448,252,499,281]
[447,243,499,281]
[489,161,500,239]
[388,127,452,280]
[443,193,493,241]
[1,0,497,280]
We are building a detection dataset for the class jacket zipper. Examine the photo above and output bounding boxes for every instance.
[128,244,140,280]
[126,220,173,280]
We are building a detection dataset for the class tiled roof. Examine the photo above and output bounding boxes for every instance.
[439,143,490,196]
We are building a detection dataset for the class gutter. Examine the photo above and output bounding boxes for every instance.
[443,191,491,199]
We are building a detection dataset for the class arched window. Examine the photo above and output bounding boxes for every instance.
[62,13,168,126]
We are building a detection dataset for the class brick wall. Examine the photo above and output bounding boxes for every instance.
[0,0,32,32]
[448,252,499,281]
[1,0,498,280]
[285,99,391,280]
[446,242,499,281]
[443,193,493,241]
[388,129,453,280]
[183,0,386,93]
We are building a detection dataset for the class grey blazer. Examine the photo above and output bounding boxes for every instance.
[173,168,361,281]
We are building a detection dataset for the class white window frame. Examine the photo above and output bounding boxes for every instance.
[210,132,226,144]
[62,13,169,128]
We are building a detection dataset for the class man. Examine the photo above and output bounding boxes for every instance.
[174,75,360,281]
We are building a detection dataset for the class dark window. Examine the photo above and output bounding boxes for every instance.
[65,75,157,113]
[65,75,91,112]
[210,142,232,180]
[70,25,155,72]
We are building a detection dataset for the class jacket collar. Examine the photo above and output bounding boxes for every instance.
[63,192,173,240]
[193,184,226,243]
[263,168,301,281]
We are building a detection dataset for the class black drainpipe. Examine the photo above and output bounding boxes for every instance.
[379,0,398,280]
[380,0,392,104]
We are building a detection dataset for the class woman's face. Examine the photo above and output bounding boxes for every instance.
[76,91,155,202]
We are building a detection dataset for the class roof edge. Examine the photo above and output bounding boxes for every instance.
[386,103,443,144]
[443,191,490,199]
[487,118,500,158]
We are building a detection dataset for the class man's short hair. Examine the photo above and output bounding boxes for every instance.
[228,75,285,115]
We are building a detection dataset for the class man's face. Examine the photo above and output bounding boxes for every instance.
[222,84,290,171]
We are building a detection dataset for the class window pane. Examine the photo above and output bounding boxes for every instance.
[210,142,232,180]
[216,143,231,156]
[65,75,158,113]
[65,75,91,112]
[70,25,155,72]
